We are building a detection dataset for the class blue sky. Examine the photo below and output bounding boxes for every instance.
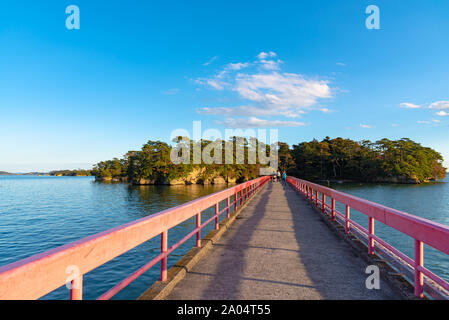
[1,1,449,172]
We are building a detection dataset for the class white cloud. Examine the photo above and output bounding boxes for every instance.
[257,51,277,60]
[400,102,422,109]
[206,79,224,90]
[194,51,333,127]
[400,100,449,121]
[259,59,283,71]
[429,101,449,110]
[255,52,282,70]
[400,100,449,110]
[336,62,346,66]
[197,105,306,118]
[203,56,218,66]
[226,62,250,71]
[436,111,449,117]
[417,119,440,124]
[218,117,307,128]
[360,124,372,128]
[320,108,333,113]
[235,72,331,116]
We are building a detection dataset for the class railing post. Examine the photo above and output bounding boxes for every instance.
[345,205,350,234]
[161,230,168,281]
[414,240,424,298]
[227,197,230,218]
[196,212,201,247]
[368,217,375,255]
[215,203,219,230]
[70,274,83,300]
[331,198,335,222]
[315,190,319,207]
[240,190,243,206]
[234,190,238,211]
[322,194,326,213]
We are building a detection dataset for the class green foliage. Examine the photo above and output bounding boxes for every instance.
[92,158,126,178]
[92,136,446,185]
[289,137,446,183]
[50,169,93,176]
[93,137,272,184]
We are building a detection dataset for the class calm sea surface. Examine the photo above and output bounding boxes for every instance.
[330,177,449,285]
[1,176,448,299]
[0,176,230,300]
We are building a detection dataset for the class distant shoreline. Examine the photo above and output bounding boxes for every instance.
[0,172,90,177]
[0,172,44,176]
[0,169,92,177]
[315,177,447,186]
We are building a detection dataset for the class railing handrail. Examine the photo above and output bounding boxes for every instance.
[287,176,449,299]
[0,176,270,300]
[289,177,449,255]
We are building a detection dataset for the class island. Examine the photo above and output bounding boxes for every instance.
[91,137,446,185]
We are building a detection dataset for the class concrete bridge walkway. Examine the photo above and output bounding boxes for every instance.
[165,181,399,300]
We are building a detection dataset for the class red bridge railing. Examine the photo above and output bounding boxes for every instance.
[0,176,270,300]
[287,176,449,299]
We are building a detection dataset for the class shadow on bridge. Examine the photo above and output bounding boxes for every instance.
[164,181,399,300]
[198,183,273,299]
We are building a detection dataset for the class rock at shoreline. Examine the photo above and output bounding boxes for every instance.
[369,175,428,184]
[212,176,226,184]
[101,167,243,186]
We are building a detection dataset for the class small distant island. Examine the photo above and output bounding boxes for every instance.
[0,171,49,176]
[48,169,93,177]
[89,137,446,185]
[0,170,93,177]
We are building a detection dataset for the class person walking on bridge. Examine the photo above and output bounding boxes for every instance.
[282,171,287,186]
